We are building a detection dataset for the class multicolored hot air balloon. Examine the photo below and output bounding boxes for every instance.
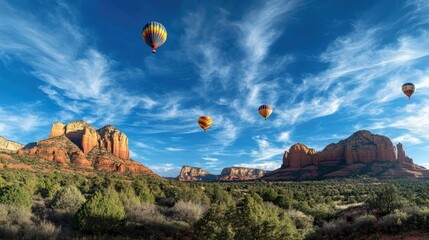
[198,116,212,132]
[402,83,415,99]
[142,21,167,53]
[258,104,273,120]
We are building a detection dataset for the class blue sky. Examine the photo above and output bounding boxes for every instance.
[1,0,428,177]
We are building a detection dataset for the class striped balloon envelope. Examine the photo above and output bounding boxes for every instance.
[258,104,273,120]
[402,83,415,99]
[198,116,213,132]
[142,21,167,53]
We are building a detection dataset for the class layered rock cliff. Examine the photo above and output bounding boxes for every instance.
[178,166,216,181]
[218,167,265,181]
[48,121,129,160]
[178,166,265,182]
[98,125,129,160]
[0,136,24,153]
[265,130,428,180]
[15,121,156,176]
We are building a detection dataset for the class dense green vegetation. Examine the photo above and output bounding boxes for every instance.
[1,168,429,239]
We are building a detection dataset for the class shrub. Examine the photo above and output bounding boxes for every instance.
[402,206,429,231]
[310,218,350,239]
[193,205,235,240]
[0,204,32,239]
[379,209,408,234]
[119,186,141,212]
[0,204,60,240]
[0,185,33,210]
[127,203,166,224]
[75,188,126,234]
[24,220,61,240]
[366,184,405,216]
[38,181,61,200]
[286,209,314,237]
[169,200,208,224]
[51,185,86,213]
[352,214,377,236]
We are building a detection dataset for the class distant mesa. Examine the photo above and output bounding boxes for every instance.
[178,166,217,181]
[0,136,24,153]
[264,130,428,180]
[178,165,266,182]
[12,120,156,176]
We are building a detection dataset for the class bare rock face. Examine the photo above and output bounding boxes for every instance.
[218,167,265,181]
[397,143,413,164]
[49,121,99,154]
[97,125,129,160]
[18,121,156,176]
[49,121,65,138]
[178,166,216,181]
[0,136,24,153]
[64,121,99,154]
[342,130,396,164]
[48,121,130,160]
[267,130,423,180]
[282,143,317,168]
[178,166,265,181]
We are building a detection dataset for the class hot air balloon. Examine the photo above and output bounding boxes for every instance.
[142,21,167,53]
[258,104,273,120]
[198,116,212,132]
[402,83,415,99]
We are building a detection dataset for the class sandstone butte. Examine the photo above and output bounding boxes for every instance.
[264,130,429,180]
[14,120,156,176]
[177,166,266,182]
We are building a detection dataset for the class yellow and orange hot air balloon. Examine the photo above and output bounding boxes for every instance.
[142,21,167,53]
[198,116,212,132]
[258,104,273,120]
[402,83,415,99]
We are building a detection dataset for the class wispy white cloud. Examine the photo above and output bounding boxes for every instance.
[389,101,429,139]
[277,131,291,142]
[392,134,422,145]
[165,147,186,152]
[0,106,47,143]
[212,116,240,146]
[202,157,219,162]
[200,157,222,168]
[0,1,157,125]
[250,136,286,161]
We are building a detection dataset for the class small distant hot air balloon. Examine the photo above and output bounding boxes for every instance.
[402,83,415,99]
[142,21,167,53]
[258,104,273,120]
[198,116,212,132]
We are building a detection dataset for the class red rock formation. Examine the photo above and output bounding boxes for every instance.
[18,136,80,166]
[64,121,99,154]
[283,143,317,168]
[178,166,265,182]
[218,167,265,181]
[49,121,64,138]
[48,121,130,160]
[397,143,413,164]
[97,125,129,160]
[178,166,216,181]
[268,130,423,180]
[0,153,14,160]
[16,121,156,176]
